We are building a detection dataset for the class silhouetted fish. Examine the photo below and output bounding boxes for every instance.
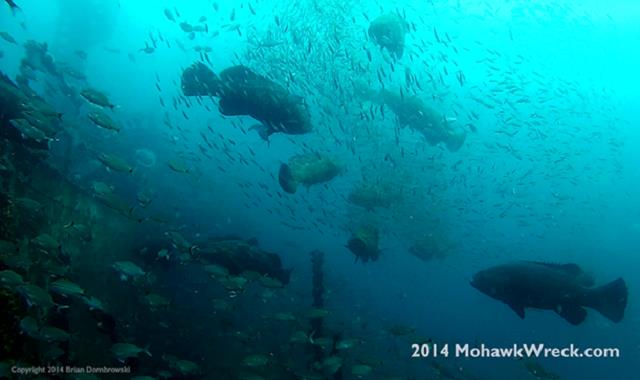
[4,0,20,15]
[471,261,627,325]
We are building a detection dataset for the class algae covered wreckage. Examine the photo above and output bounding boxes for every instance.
[0,68,301,377]
[0,66,351,378]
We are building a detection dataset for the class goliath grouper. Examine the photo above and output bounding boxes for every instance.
[354,83,466,152]
[278,153,343,194]
[196,236,292,285]
[181,62,312,140]
[471,261,627,325]
[368,13,408,59]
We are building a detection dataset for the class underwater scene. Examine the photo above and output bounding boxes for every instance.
[0,0,639,379]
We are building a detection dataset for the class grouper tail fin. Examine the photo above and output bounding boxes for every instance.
[181,62,222,96]
[589,278,628,323]
[278,163,298,194]
[445,131,467,152]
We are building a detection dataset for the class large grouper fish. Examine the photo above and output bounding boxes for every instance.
[354,82,466,152]
[471,261,628,325]
[181,62,312,140]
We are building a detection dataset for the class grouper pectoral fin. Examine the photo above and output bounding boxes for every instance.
[249,123,274,142]
[556,303,587,325]
[507,302,525,319]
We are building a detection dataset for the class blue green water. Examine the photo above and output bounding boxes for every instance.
[1,1,639,379]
